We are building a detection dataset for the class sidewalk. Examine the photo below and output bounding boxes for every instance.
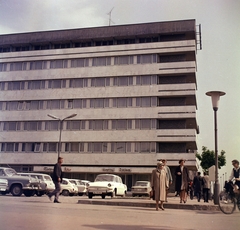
[77,194,220,211]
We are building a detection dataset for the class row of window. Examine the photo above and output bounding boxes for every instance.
[0,54,188,72]
[0,97,160,111]
[0,97,190,111]
[0,142,156,153]
[0,97,191,111]
[1,119,158,131]
[0,75,158,91]
[0,142,191,153]
[0,33,187,53]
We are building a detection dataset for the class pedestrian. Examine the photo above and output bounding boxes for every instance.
[48,157,63,203]
[193,172,203,202]
[175,159,190,203]
[188,180,194,200]
[202,172,210,202]
[229,159,240,190]
[161,159,172,202]
[151,161,169,211]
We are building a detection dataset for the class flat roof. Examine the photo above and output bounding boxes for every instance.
[0,19,196,46]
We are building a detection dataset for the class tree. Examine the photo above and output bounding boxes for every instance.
[196,146,226,172]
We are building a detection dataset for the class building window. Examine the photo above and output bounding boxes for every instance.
[159,54,186,63]
[114,56,134,65]
[70,78,88,88]
[28,80,45,89]
[158,142,186,153]
[48,80,66,89]
[0,63,7,72]
[50,60,68,69]
[159,97,186,106]
[137,54,157,64]
[158,120,186,129]
[158,75,187,84]
[92,57,111,66]
[30,61,47,70]
[45,121,59,131]
[71,58,89,68]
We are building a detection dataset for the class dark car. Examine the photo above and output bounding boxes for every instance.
[0,167,40,196]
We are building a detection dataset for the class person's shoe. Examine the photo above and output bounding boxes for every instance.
[47,194,52,201]
[160,206,165,210]
[54,200,61,203]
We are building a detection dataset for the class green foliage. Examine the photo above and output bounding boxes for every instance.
[196,146,226,171]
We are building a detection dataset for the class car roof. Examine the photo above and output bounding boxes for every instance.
[96,174,118,177]
[18,172,50,176]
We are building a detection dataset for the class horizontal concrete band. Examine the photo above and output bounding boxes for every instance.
[77,197,220,211]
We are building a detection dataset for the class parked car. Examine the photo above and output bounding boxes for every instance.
[86,174,127,199]
[69,179,87,196]
[18,173,55,196]
[60,178,78,196]
[0,167,40,196]
[131,181,151,197]
[0,178,8,193]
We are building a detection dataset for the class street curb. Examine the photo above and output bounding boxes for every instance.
[77,199,220,211]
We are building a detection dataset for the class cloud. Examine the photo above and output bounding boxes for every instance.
[0,0,108,34]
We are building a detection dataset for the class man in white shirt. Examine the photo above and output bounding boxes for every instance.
[202,172,210,202]
[229,159,240,189]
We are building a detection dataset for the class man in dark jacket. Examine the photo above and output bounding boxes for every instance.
[193,172,203,202]
[48,157,63,203]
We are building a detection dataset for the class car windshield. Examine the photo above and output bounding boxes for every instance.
[135,181,149,186]
[43,175,52,181]
[4,168,17,176]
[95,175,115,182]
[70,180,77,185]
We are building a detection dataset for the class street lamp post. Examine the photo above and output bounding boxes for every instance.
[47,113,77,159]
[206,91,225,205]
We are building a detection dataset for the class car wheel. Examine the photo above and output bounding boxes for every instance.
[69,193,74,197]
[62,190,69,196]
[132,194,135,197]
[111,189,116,198]
[23,190,35,197]
[36,191,44,197]
[78,193,83,196]
[122,191,126,197]
[11,184,23,196]
[101,195,105,199]
[88,193,93,199]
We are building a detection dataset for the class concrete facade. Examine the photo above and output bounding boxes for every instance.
[0,19,199,189]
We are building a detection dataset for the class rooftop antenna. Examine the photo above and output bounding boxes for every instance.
[107,7,114,26]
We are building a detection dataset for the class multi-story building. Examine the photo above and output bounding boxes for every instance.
[0,19,200,190]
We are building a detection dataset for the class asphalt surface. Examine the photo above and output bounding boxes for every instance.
[77,194,221,211]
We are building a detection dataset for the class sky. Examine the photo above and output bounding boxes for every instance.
[0,0,240,181]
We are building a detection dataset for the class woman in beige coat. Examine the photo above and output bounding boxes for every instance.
[151,161,169,210]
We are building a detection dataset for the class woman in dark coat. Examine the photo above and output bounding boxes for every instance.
[175,159,190,203]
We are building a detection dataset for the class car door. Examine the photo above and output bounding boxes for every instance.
[116,176,124,195]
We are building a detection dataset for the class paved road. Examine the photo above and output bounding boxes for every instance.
[0,195,239,230]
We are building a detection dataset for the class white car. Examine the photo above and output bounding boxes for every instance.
[60,178,78,196]
[131,181,151,197]
[69,179,86,196]
[87,174,127,199]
